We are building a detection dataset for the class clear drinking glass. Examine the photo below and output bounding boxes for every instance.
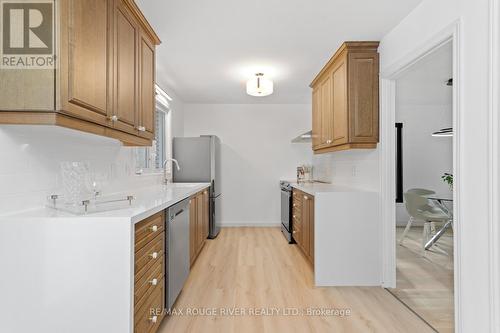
[60,161,91,205]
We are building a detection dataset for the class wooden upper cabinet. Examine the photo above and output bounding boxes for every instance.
[60,0,110,125]
[311,87,321,149]
[319,73,332,147]
[331,54,348,146]
[348,52,379,143]
[310,42,379,154]
[113,0,139,135]
[138,32,156,139]
[0,0,161,146]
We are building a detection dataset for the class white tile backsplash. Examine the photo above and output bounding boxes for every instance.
[312,149,380,191]
[0,125,161,215]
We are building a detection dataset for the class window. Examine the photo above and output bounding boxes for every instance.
[134,85,173,175]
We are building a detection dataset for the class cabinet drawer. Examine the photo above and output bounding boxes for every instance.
[135,232,164,284]
[292,199,301,210]
[292,211,302,225]
[134,277,164,333]
[135,254,164,311]
[135,211,165,252]
[292,223,301,243]
[292,190,301,199]
[292,204,302,216]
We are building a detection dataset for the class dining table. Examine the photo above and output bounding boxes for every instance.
[424,193,453,250]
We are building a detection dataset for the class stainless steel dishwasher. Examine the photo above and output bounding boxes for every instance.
[166,198,190,309]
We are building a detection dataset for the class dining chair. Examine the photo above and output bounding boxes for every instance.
[399,188,435,245]
[399,189,451,255]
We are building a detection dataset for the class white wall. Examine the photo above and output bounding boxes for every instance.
[0,126,163,215]
[379,0,495,331]
[395,42,453,223]
[183,104,313,226]
[312,150,380,191]
[0,78,185,216]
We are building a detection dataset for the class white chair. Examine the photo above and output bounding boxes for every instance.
[399,189,451,255]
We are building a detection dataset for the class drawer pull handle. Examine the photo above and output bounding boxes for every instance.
[149,252,159,259]
[293,230,297,234]
[150,225,158,232]
[149,278,158,286]
[293,204,296,207]
[137,126,146,132]
[108,115,118,122]
[304,196,308,200]
[326,139,332,144]
[293,215,296,218]
[149,315,158,324]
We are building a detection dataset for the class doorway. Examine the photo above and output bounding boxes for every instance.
[389,41,454,333]
[378,21,460,333]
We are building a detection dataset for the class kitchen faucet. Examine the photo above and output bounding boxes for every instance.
[163,158,181,185]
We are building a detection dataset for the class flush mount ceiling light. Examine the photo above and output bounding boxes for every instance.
[246,73,273,97]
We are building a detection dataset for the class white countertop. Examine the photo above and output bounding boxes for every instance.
[0,183,211,223]
[287,182,375,195]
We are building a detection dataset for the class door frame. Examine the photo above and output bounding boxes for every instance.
[378,19,462,326]
[489,0,500,331]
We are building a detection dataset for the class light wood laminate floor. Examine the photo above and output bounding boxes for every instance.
[391,226,454,333]
[158,227,433,333]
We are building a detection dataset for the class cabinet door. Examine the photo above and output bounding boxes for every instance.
[348,52,379,143]
[138,32,156,139]
[196,193,204,251]
[307,195,314,264]
[301,193,311,257]
[293,219,301,249]
[319,73,333,147]
[189,197,197,265]
[312,87,322,150]
[203,190,210,238]
[60,0,110,125]
[113,0,139,134]
[331,56,349,146]
[292,190,303,247]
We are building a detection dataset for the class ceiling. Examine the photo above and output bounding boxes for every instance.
[136,0,423,104]
[396,41,453,106]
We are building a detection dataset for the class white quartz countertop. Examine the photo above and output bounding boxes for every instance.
[288,182,376,196]
[0,183,211,223]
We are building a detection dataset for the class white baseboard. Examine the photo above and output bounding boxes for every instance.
[219,221,281,228]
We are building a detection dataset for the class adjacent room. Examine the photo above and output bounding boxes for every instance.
[390,41,454,332]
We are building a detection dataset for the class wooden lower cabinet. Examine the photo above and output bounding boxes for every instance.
[190,188,210,266]
[134,211,165,333]
[132,189,209,332]
[292,189,315,265]
[202,190,210,239]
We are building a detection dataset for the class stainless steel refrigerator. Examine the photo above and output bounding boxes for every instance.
[173,135,221,238]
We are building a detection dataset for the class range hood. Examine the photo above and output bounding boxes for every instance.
[291,130,312,143]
